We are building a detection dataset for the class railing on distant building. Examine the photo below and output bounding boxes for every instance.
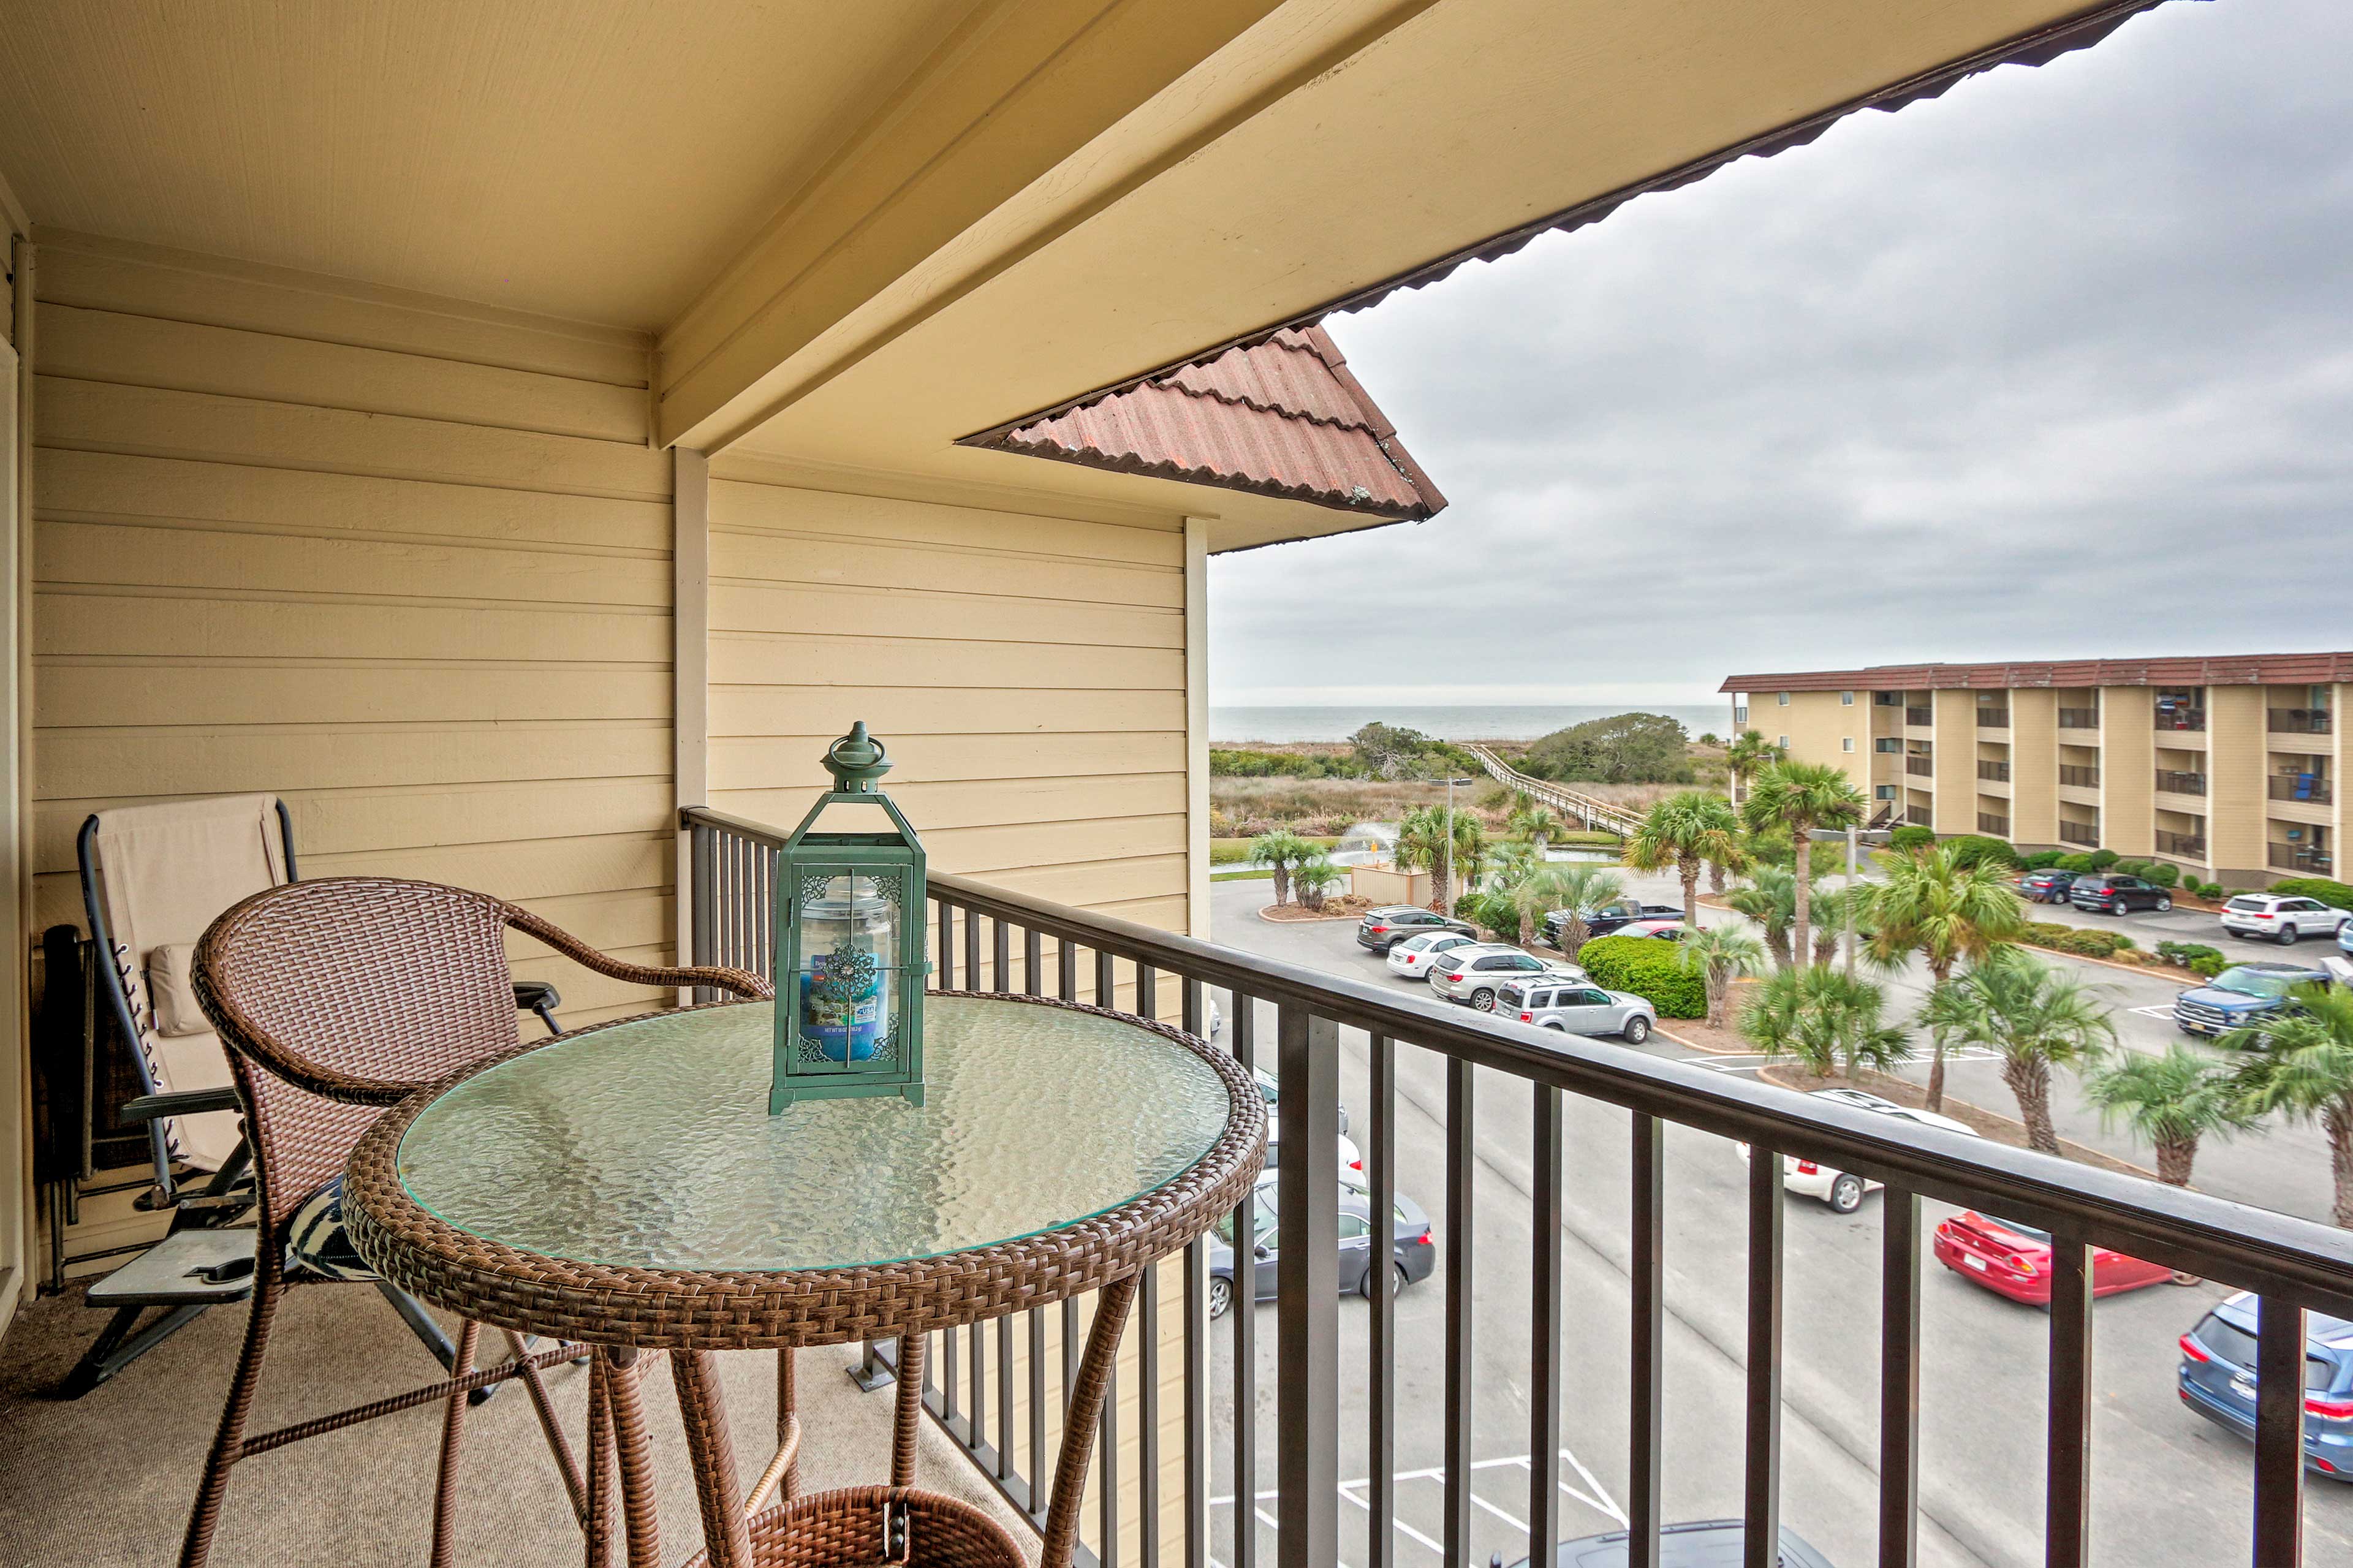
[2270,775,2334,806]
[1976,760,2010,782]
[2059,822,2099,847]
[1976,707,2010,728]
[1904,804,1931,826]
[1904,706,1932,726]
[1976,813,2010,836]
[2059,766,2101,789]
[2154,770,2207,797]
[2156,709,2207,733]
[2155,830,2208,860]
[2271,843,2333,874]
[2057,706,2101,730]
[1905,757,1933,778]
[2268,709,2333,735]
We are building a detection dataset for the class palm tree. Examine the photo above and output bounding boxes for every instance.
[1919,953,2113,1156]
[1509,865,1579,949]
[2227,985,2353,1228]
[1293,857,1344,912]
[1509,798,1561,854]
[1487,842,1539,893]
[1863,845,2028,1110]
[1542,863,1628,958]
[2082,1045,2253,1187]
[1738,966,1911,1079]
[1725,730,1784,805]
[1723,865,1797,969]
[1740,760,1865,974]
[1449,814,1490,907]
[1624,790,1746,929]
[1679,923,1768,1029]
[1393,806,1452,913]
[1248,827,1316,906]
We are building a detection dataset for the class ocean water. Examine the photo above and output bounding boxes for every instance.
[1210,703,1730,744]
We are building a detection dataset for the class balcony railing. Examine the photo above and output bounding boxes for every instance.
[1976,707,2009,728]
[1976,760,2009,782]
[1903,706,1931,726]
[1976,813,2010,836]
[2270,775,2333,806]
[2270,844,2334,874]
[2269,709,2333,735]
[2059,821,2099,846]
[2155,709,2207,732]
[2057,706,2100,729]
[2156,830,2208,860]
[682,803,2353,1568]
[1904,804,1930,826]
[2154,770,2207,797]
[1904,757,1933,778]
[2059,765,2101,789]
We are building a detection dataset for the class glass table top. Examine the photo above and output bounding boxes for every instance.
[395,994,1233,1273]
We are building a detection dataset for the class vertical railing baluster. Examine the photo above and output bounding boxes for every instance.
[998,1311,1014,1481]
[1028,1306,1048,1520]
[1097,949,1117,1012]
[1442,1057,1474,1568]
[1630,1113,1663,1568]
[1140,1258,1161,1568]
[1879,1191,1921,1568]
[1060,940,1078,1002]
[964,912,981,999]
[1064,1296,1082,1537]
[691,825,714,1001]
[1529,1083,1564,1568]
[942,1317,960,1429]
[1184,1232,1208,1568]
[969,1318,983,1448]
[1745,1148,1783,1568]
[1100,1328,1121,1568]
[993,917,1010,992]
[1276,1008,1338,1568]
[2045,1236,2091,1568]
[1137,964,1157,1023]
[2255,1293,2306,1565]
[1231,995,1259,1568]
[1368,1035,1395,1568]
[1025,930,1044,996]
[938,901,955,991]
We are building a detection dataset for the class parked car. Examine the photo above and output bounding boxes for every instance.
[1735,1088,1979,1213]
[1262,1116,1365,1180]
[1428,944,1578,1011]
[1932,1211,2173,1304]
[1499,978,1653,1044]
[1494,1518,1836,1568]
[2178,1292,2353,1481]
[2067,873,2173,915]
[1254,1065,1349,1137]
[1385,929,1482,980]
[1616,918,1686,941]
[2172,961,2338,1041]
[2221,893,2353,945]
[1355,905,1476,953]
[2016,868,2080,904]
[1541,900,1682,946]
[1205,1170,1434,1319]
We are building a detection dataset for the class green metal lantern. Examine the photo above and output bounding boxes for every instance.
[771,722,930,1112]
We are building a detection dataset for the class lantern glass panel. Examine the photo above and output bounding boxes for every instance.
[794,869,907,1073]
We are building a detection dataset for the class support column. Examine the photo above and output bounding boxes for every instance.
[1929,690,1974,836]
[2009,689,2058,849]
[2205,686,2264,882]
[672,449,710,991]
[2097,686,2154,858]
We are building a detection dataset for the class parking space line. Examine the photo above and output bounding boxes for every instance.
[1211,1448,1624,1562]
[1693,1047,1998,1075]
[2129,1003,2177,1020]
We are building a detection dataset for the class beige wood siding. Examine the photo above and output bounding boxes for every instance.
[28,235,674,1025]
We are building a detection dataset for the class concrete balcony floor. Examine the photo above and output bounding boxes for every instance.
[0,1282,1034,1566]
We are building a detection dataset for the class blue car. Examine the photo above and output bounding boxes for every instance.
[2178,1293,2353,1480]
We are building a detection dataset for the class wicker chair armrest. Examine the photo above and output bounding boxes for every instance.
[505,906,773,1001]
[119,1086,241,1123]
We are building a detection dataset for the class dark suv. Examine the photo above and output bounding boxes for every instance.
[2016,868,2079,904]
[1354,906,1475,952]
[2067,873,2173,915]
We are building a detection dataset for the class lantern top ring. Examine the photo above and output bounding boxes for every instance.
[823,721,892,793]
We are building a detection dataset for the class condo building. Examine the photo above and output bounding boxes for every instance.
[1719,653,2352,888]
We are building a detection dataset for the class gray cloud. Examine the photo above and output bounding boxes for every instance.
[1210,0,2353,705]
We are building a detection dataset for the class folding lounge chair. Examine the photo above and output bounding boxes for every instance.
[64,794,564,1396]
[181,874,770,1568]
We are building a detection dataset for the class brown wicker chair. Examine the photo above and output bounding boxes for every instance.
[180,874,772,1568]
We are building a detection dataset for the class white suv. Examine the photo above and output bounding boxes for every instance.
[2221,894,2351,945]
[1385,930,1481,980]
[1735,1088,1979,1213]
[1427,945,1578,1011]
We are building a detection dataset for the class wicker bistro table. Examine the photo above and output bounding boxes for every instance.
[344,991,1265,1568]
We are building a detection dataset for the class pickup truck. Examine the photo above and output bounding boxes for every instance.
[1542,900,1683,947]
[2173,959,2347,1040]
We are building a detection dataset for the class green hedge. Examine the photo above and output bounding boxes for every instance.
[2270,877,2353,912]
[1948,834,2021,870]
[2021,922,2131,959]
[1889,825,1935,855]
[1577,935,1705,1019]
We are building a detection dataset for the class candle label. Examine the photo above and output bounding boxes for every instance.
[803,946,887,1062]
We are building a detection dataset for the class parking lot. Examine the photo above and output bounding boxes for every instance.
[1203,877,2353,1568]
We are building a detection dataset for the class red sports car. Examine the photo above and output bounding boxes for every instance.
[1931,1211,2174,1305]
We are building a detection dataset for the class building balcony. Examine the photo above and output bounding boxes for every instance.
[1904,757,1934,778]
[2155,770,2207,797]
[2270,775,2334,806]
[1976,812,2010,836]
[2154,710,2207,733]
[2155,830,2208,860]
[1977,760,2010,782]
[2271,844,2335,875]
[1904,706,1932,727]
[1976,707,2010,729]
[2057,706,2101,730]
[2269,709,2333,735]
[1903,803,1931,827]
[2059,821,2100,847]
[2059,765,2102,789]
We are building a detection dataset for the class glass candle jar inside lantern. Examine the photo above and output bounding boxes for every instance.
[772,723,929,1111]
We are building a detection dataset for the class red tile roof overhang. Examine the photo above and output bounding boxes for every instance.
[1720,653,2353,694]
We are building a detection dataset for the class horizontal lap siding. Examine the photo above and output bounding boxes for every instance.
[31,240,674,1026]
[707,475,1188,932]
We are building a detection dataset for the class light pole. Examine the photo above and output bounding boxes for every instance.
[1443,775,1473,913]
[1808,825,1889,975]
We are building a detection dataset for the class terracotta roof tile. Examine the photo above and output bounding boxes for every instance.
[964,326,1443,521]
[1719,651,2353,694]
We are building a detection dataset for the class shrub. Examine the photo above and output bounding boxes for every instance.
[1577,935,1706,1019]
[1948,834,2021,871]
[2021,850,2067,871]
[2085,849,2119,869]
[1454,890,1520,940]
[2110,859,2151,879]
[2189,952,2228,979]
[2267,877,2353,912]
[2143,863,2180,888]
[2156,941,2224,969]
[1889,825,1936,855]
[2110,934,2136,951]
[2056,853,2096,873]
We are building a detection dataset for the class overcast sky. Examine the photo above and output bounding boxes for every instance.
[1208,0,2353,709]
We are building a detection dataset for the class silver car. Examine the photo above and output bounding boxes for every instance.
[1498,977,1655,1043]
[1426,944,1581,1012]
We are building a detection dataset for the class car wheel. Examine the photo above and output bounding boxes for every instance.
[1541,1020,1566,1031]
[1208,1276,1233,1320]
[1621,1016,1651,1045]
[2153,896,2172,912]
[2280,926,2301,945]
[1828,1173,1865,1214]
[1471,988,1496,1012]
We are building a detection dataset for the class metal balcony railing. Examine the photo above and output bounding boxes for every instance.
[1903,706,1931,726]
[2270,844,2334,874]
[2156,710,2207,732]
[2059,821,2099,846]
[1904,757,1933,778]
[2057,706,2100,730]
[2269,710,2333,735]
[1976,813,2010,836]
[2270,775,2333,806]
[2155,770,2207,797]
[1976,708,2009,728]
[682,803,2353,1568]
[1904,803,1931,826]
[2156,830,2208,860]
[1976,760,2009,782]
[2059,765,2101,789]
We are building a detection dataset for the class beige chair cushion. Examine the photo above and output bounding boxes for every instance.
[145,944,207,1036]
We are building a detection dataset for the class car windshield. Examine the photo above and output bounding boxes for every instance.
[2210,968,2294,999]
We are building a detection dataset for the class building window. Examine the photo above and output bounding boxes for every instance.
[1777,692,1790,706]
[1777,735,1789,749]
[1841,737,1855,752]
[1840,691,1854,706]
[1875,784,1896,801]
[1875,738,1900,754]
